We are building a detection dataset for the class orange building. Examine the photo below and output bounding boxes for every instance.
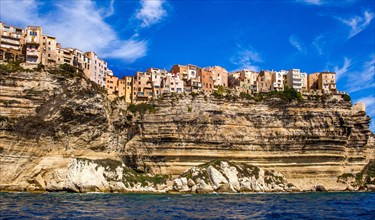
[257,70,273,93]
[106,74,119,99]
[170,64,201,81]
[205,66,228,88]
[307,72,320,91]
[200,68,214,95]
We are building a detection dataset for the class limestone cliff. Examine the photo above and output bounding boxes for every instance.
[125,93,375,191]
[0,69,374,192]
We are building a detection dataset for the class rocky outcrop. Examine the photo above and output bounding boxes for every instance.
[0,69,134,191]
[172,160,298,193]
[0,68,374,192]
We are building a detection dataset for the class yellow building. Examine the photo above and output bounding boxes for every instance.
[41,35,57,66]
[25,26,43,65]
[123,76,133,103]
[106,74,119,99]
[318,72,336,93]
[0,22,24,62]
[133,71,153,102]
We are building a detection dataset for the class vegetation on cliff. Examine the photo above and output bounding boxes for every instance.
[0,61,25,74]
[338,160,375,189]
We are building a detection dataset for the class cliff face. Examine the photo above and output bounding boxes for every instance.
[0,70,134,191]
[0,69,374,192]
[124,90,375,190]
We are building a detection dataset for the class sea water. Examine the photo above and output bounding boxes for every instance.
[0,192,374,219]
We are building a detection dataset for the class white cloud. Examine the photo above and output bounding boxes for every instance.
[231,45,263,71]
[297,0,357,6]
[100,0,116,18]
[312,35,325,55]
[0,0,147,63]
[289,35,306,54]
[298,0,323,5]
[346,55,375,93]
[0,0,39,25]
[335,10,374,39]
[136,0,167,28]
[334,57,351,80]
[103,40,147,62]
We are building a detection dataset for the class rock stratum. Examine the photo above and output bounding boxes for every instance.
[0,69,374,193]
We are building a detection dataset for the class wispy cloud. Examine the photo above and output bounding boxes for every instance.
[312,35,325,55]
[335,10,374,39]
[231,45,263,71]
[103,39,147,62]
[0,0,39,25]
[298,0,324,5]
[289,35,306,54]
[136,0,168,28]
[100,0,116,18]
[346,54,375,93]
[334,57,351,80]
[0,0,148,62]
[297,0,357,6]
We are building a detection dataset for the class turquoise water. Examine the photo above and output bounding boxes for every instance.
[0,192,374,219]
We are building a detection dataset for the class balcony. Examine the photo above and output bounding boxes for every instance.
[0,38,21,46]
[26,37,40,44]
[1,34,21,40]
[27,50,39,57]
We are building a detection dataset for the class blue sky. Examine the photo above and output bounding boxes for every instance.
[1,0,374,131]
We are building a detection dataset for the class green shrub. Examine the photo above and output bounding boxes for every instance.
[252,93,264,102]
[281,86,302,101]
[187,106,192,112]
[0,115,10,122]
[190,92,199,99]
[343,94,351,101]
[60,63,77,73]
[0,61,25,74]
[239,92,252,100]
[127,103,157,116]
[33,63,45,71]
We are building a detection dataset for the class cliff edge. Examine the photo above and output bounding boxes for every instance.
[0,68,374,192]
